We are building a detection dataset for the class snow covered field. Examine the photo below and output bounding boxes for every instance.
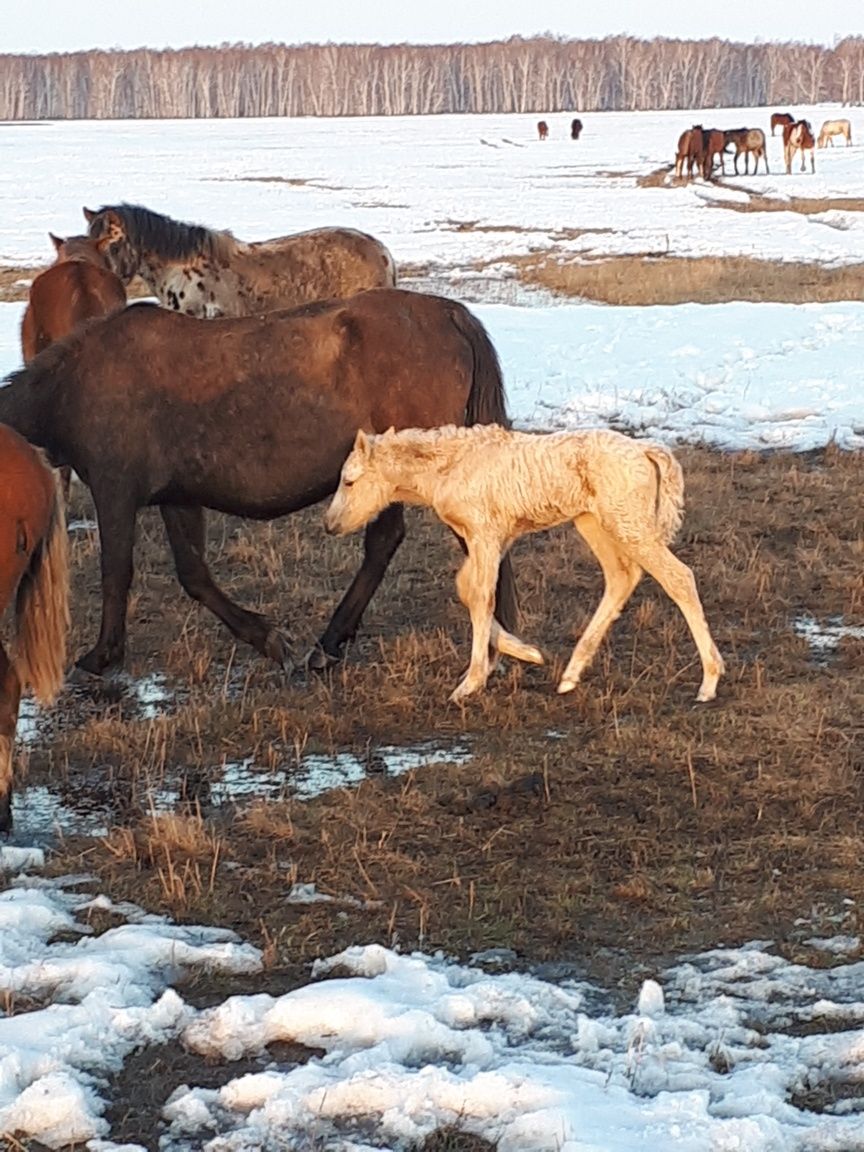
[1,111,863,1148]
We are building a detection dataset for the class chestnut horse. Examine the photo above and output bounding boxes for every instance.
[20,233,126,363]
[784,120,816,173]
[770,112,795,137]
[675,126,706,179]
[84,203,396,318]
[0,425,69,831]
[0,290,517,678]
[537,120,549,140]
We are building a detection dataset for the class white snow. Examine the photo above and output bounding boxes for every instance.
[1,109,863,1148]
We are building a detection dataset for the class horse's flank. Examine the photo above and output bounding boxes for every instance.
[85,202,396,318]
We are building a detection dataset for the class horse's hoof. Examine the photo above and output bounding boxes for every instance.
[0,796,12,835]
[305,645,339,674]
[264,629,294,671]
[557,678,577,695]
[75,651,119,677]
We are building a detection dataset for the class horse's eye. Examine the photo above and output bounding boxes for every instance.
[343,477,354,488]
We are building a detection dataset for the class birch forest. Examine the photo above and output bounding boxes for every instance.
[2,36,863,120]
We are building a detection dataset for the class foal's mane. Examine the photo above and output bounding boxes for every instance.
[94,203,237,263]
[373,423,510,461]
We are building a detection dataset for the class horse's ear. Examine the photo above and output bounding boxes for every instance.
[83,207,97,224]
[354,429,370,456]
[385,426,396,437]
[49,232,64,253]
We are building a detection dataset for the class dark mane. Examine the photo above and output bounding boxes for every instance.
[92,203,235,262]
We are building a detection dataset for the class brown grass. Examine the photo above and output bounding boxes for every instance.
[708,190,864,215]
[517,252,864,305]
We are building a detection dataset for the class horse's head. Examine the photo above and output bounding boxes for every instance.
[324,428,395,536]
[83,207,138,282]
[49,232,111,268]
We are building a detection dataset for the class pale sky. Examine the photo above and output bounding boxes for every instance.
[2,0,860,52]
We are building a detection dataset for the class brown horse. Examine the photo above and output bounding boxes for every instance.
[537,120,549,140]
[770,112,795,137]
[0,425,69,831]
[20,233,127,363]
[570,118,583,140]
[723,128,769,175]
[784,120,816,173]
[0,290,517,678]
[675,126,706,180]
[701,129,730,179]
[84,203,396,318]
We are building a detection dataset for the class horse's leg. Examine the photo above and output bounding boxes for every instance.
[0,642,20,832]
[628,540,724,702]
[450,530,539,664]
[557,515,643,695]
[451,539,501,702]
[77,487,138,674]
[310,503,406,668]
[160,506,292,667]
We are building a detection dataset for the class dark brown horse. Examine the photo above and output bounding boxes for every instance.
[20,233,127,362]
[771,112,795,137]
[84,203,396,318]
[570,118,583,140]
[537,121,549,140]
[700,129,730,179]
[0,290,517,678]
[0,425,69,831]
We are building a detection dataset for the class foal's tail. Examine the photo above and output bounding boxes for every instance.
[15,471,70,706]
[451,303,519,632]
[644,444,685,545]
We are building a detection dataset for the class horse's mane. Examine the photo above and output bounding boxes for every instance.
[94,203,237,263]
[371,423,511,460]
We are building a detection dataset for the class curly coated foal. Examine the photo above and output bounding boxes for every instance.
[325,425,724,704]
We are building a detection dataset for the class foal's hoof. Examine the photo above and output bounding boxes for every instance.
[305,645,339,674]
[264,629,294,671]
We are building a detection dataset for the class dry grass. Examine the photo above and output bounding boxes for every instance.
[708,189,864,215]
[516,252,864,305]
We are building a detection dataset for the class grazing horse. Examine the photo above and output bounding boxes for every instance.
[570,118,583,140]
[0,290,518,677]
[326,425,724,704]
[20,233,127,363]
[784,120,816,173]
[770,112,795,137]
[84,203,396,318]
[674,126,706,180]
[818,118,852,148]
[537,120,549,140]
[701,129,730,179]
[0,425,69,831]
[723,128,769,175]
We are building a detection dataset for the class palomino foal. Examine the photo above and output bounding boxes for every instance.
[325,425,724,704]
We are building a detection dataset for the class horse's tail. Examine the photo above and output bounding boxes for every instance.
[452,303,519,632]
[15,471,70,706]
[644,444,685,545]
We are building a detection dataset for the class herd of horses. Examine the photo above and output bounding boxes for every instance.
[675,112,853,180]
[537,118,583,140]
[0,190,728,828]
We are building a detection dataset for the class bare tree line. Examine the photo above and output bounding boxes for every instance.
[1,35,863,120]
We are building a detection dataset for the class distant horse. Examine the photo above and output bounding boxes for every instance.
[84,203,396,318]
[20,233,126,363]
[701,128,731,178]
[674,126,706,180]
[537,120,549,140]
[0,290,518,677]
[0,425,69,831]
[818,118,852,148]
[770,112,795,137]
[325,425,724,704]
[570,118,583,140]
[784,120,816,173]
[723,128,769,175]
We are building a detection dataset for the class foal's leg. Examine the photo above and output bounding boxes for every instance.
[451,531,540,666]
[451,539,502,702]
[558,514,643,694]
[161,506,292,667]
[0,643,20,832]
[629,540,725,702]
[77,487,138,674]
[310,503,406,668]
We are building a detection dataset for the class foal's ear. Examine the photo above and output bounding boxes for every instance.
[49,232,64,253]
[353,428,370,456]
